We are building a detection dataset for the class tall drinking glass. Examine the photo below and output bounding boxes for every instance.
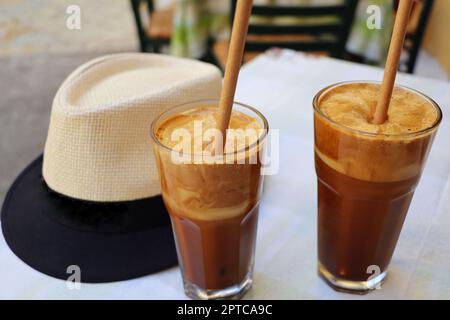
[151,100,268,299]
[313,81,442,293]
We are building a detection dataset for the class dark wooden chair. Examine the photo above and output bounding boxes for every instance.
[400,0,434,74]
[226,0,357,63]
[130,0,173,53]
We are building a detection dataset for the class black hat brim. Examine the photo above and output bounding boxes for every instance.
[1,155,178,283]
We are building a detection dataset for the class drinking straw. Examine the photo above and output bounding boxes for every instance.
[217,0,253,151]
[373,0,414,124]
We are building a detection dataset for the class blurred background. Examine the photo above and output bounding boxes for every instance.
[0,0,449,204]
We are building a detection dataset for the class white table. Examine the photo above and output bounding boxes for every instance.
[1,50,449,299]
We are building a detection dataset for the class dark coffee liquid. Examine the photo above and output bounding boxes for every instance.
[316,156,420,281]
[169,206,259,290]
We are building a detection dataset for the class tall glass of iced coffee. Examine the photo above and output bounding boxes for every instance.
[313,81,442,293]
[151,100,268,300]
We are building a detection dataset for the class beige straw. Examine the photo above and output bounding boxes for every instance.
[373,0,414,124]
[217,0,253,150]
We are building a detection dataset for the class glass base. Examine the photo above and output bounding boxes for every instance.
[318,262,387,295]
[183,271,253,300]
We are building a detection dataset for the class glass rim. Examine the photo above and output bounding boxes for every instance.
[313,80,443,138]
[150,99,269,156]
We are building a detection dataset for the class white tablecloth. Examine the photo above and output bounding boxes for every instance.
[1,50,449,299]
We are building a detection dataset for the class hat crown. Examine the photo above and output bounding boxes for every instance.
[43,53,222,202]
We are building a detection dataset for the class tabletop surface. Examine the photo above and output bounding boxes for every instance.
[1,50,449,299]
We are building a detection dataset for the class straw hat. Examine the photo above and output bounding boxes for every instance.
[44,53,222,202]
[1,53,222,282]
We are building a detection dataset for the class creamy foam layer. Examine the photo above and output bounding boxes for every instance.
[156,106,262,154]
[319,83,437,135]
[154,106,263,221]
[314,82,439,182]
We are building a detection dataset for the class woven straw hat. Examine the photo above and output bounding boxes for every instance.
[1,53,222,283]
[43,53,222,202]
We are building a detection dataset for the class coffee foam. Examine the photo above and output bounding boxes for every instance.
[315,83,439,182]
[154,106,263,221]
[156,106,262,155]
[319,83,437,134]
